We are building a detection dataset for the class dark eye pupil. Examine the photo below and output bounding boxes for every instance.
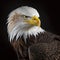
[25,16,29,18]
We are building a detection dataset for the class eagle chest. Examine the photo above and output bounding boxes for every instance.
[11,33,60,60]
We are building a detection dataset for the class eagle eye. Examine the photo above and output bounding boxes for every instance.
[24,15,30,18]
[24,15,31,20]
[26,16,29,18]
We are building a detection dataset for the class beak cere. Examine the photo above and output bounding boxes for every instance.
[24,16,41,27]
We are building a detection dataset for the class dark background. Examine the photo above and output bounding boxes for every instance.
[0,0,60,60]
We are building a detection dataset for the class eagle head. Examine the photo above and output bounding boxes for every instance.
[7,6,44,42]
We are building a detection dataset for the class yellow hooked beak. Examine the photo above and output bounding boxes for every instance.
[24,16,41,27]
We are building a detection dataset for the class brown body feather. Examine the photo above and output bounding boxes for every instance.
[11,32,60,60]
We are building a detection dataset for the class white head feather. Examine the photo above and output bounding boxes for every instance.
[7,6,45,42]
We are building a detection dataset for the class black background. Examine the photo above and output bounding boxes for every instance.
[0,0,60,60]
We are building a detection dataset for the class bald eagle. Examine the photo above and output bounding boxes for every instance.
[7,6,60,60]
